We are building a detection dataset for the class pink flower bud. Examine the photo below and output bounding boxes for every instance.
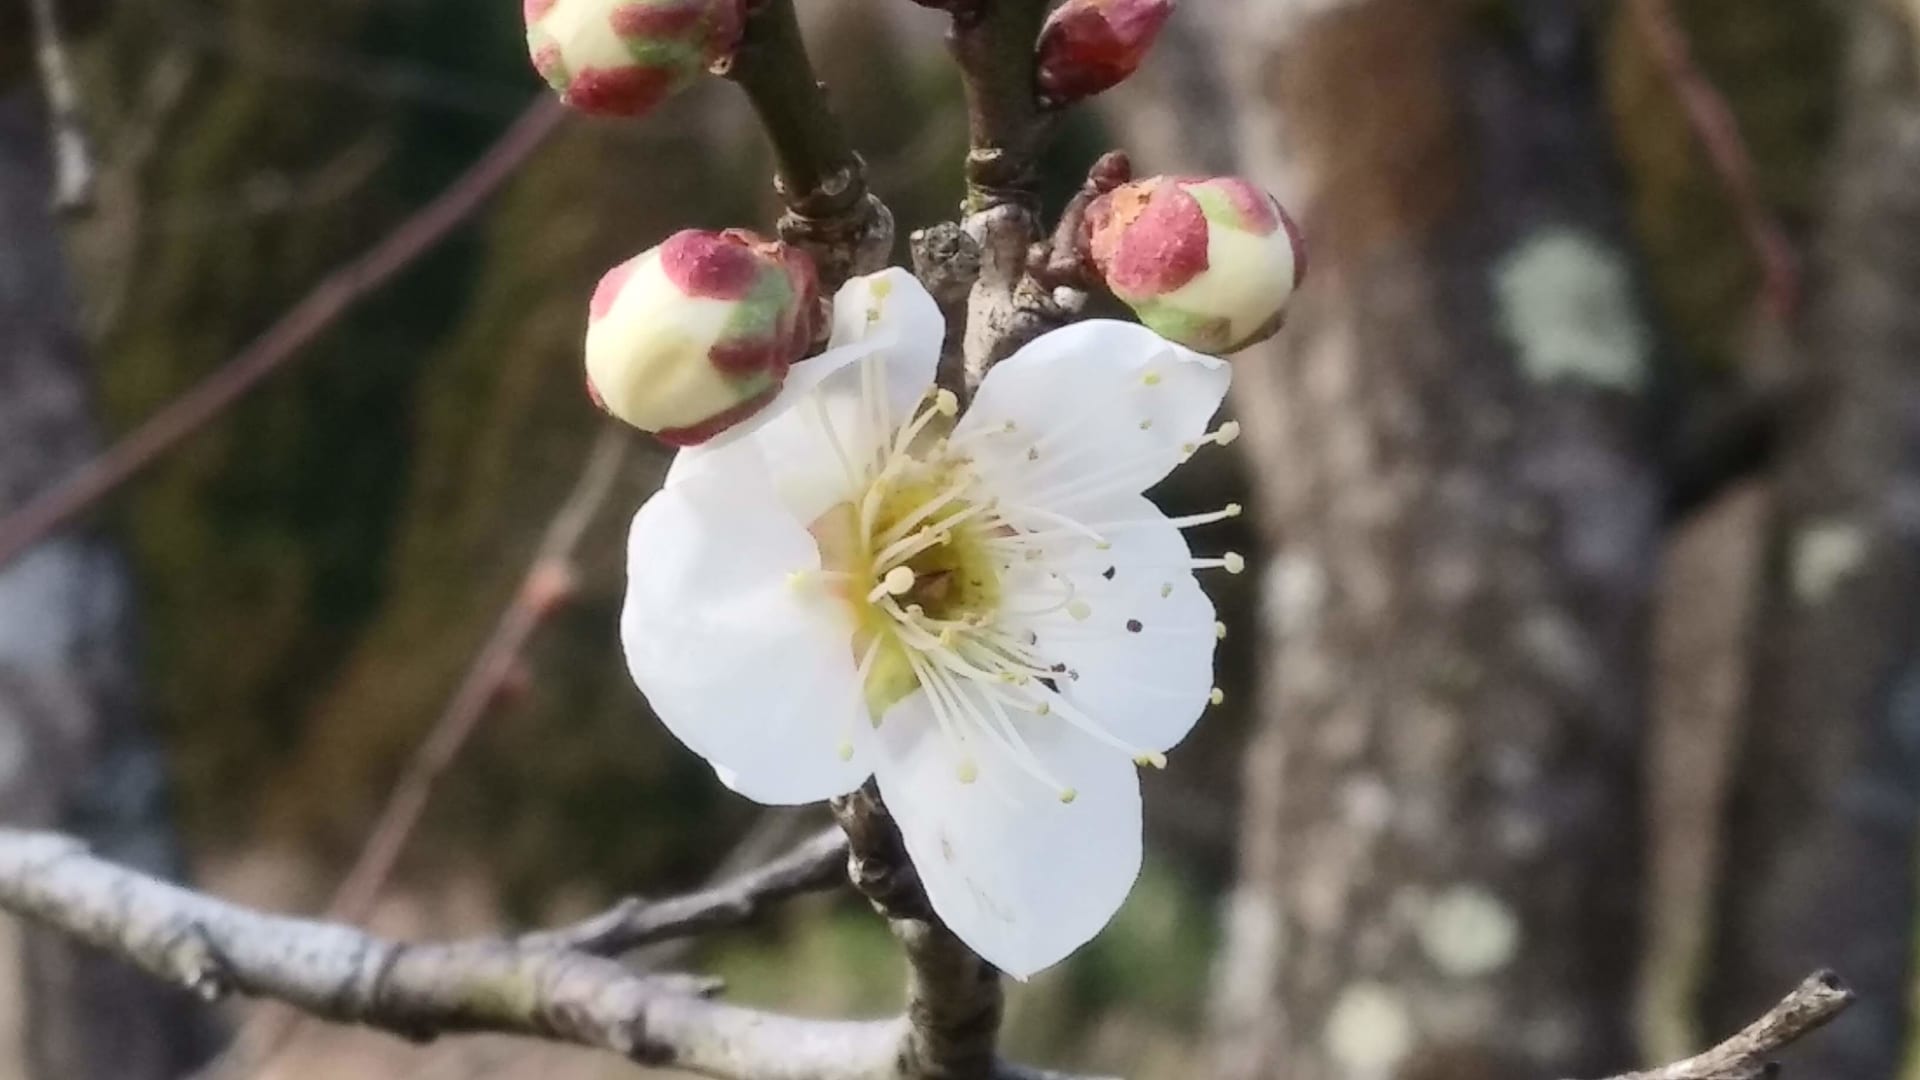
[1084,175,1306,355]
[526,0,743,118]
[1036,0,1175,106]
[585,229,820,446]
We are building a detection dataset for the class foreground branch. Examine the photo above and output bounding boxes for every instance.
[0,829,1101,1080]
[1587,971,1853,1080]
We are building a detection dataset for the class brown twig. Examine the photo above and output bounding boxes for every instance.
[325,425,628,922]
[947,0,1053,210]
[723,0,892,288]
[1628,0,1801,321]
[0,96,566,572]
[0,829,1110,1080]
[1588,971,1854,1080]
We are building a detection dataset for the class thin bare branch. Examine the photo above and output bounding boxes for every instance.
[523,827,850,957]
[1587,971,1854,1080]
[0,97,566,572]
[1628,0,1801,321]
[0,829,1107,1080]
[327,425,629,924]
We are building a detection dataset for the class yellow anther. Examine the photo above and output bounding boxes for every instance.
[957,759,979,784]
[1215,621,1228,640]
[1058,788,1079,804]
[1210,688,1226,706]
[1134,752,1169,770]
[1068,600,1093,621]
[1224,552,1247,575]
[1142,371,1163,386]
[1215,421,1242,446]
[1139,419,1154,431]
[883,566,917,595]
[934,389,959,416]
[1161,583,1174,598]
[838,740,856,761]
[1226,502,1244,516]
[1034,701,1052,716]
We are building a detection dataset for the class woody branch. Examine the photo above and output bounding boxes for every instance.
[0,829,1105,1080]
[0,827,1853,1080]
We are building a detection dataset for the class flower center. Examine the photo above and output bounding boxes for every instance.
[792,350,1246,797]
[807,392,1011,723]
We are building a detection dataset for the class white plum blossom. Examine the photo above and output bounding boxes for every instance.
[621,268,1241,978]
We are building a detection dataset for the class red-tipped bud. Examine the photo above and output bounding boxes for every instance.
[526,0,743,118]
[1035,0,1175,106]
[1084,175,1306,355]
[585,229,820,446]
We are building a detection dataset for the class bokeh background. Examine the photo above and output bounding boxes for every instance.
[2,1,1913,1079]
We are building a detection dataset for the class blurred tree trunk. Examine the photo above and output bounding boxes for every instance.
[0,90,207,1080]
[1146,5,1662,1077]
[1702,5,1920,1074]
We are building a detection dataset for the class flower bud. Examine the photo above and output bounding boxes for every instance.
[1084,175,1306,355]
[1036,0,1175,106]
[586,229,820,446]
[526,0,743,118]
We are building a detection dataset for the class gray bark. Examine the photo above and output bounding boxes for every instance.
[0,88,208,1079]
[0,827,1109,1080]
[1155,5,1662,1077]
[1702,6,1920,1073]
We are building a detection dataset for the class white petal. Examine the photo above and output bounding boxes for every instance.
[670,268,944,483]
[1009,493,1218,754]
[666,269,945,521]
[954,320,1230,511]
[622,454,871,804]
[871,691,1143,979]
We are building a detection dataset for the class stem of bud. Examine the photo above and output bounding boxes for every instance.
[724,0,893,290]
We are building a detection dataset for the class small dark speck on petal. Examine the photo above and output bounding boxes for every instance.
[1126,619,1144,633]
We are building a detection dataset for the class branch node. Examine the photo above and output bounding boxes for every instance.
[728,0,893,291]
[164,921,234,1002]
